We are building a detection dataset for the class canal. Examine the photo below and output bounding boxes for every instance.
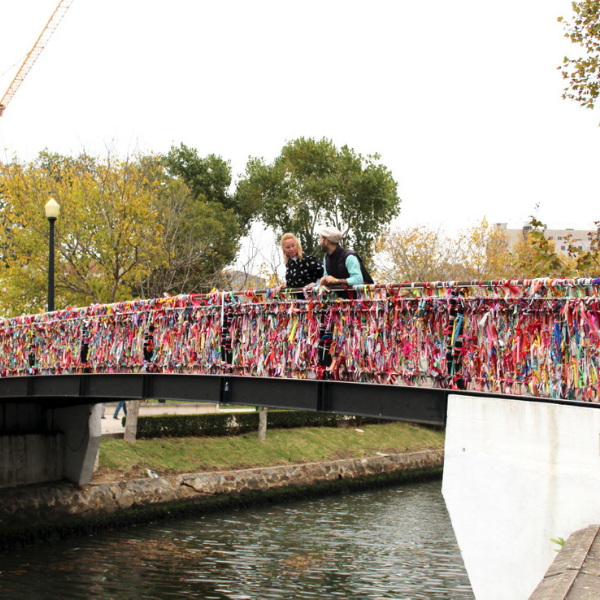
[0,479,473,598]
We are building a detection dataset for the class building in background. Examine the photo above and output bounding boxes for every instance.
[495,223,599,257]
[220,270,266,291]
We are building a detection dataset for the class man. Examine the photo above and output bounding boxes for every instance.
[316,226,372,288]
[311,226,373,374]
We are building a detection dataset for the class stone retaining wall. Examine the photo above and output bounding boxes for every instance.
[0,450,442,537]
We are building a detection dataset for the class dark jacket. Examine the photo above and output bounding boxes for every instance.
[325,245,373,284]
[285,254,324,288]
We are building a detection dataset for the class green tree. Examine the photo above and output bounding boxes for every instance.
[164,143,258,233]
[235,137,400,260]
[136,182,240,298]
[558,1,600,113]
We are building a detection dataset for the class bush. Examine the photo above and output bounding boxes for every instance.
[135,410,383,439]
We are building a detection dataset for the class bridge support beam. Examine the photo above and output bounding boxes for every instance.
[0,402,101,487]
[442,393,600,600]
[52,403,102,485]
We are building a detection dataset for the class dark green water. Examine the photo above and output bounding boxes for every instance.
[0,479,473,599]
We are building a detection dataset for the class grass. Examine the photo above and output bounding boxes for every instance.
[96,422,444,482]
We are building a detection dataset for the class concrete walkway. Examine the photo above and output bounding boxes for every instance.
[530,525,600,599]
[100,402,253,436]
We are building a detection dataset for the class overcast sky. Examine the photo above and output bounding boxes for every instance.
[1,0,598,237]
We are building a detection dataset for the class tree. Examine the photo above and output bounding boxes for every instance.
[375,217,600,284]
[164,143,258,233]
[235,137,400,260]
[568,221,600,273]
[511,218,573,278]
[374,219,513,283]
[374,226,460,282]
[0,151,240,315]
[0,151,166,313]
[558,2,600,113]
[511,217,600,278]
[133,179,240,299]
[462,219,514,280]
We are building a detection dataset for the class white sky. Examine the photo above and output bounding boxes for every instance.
[0,0,598,237]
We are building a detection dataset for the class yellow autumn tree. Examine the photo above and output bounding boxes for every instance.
[568,227,600,276]
[456,219,513,280]
[511,237,573,279]
[374,226,457,283]
[374,219,512,283]
[0,152,167,314]
[509,217,600,278]
[0,151,240,315]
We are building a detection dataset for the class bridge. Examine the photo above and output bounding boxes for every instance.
[2,277,600,598]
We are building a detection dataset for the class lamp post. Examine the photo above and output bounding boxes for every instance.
[44,198,60,312]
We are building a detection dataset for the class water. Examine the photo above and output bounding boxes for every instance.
[0,480,473,599]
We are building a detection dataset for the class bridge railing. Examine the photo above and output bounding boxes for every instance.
[1,277,599,401]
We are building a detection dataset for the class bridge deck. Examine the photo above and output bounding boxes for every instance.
[0,374,595,427]
[0,374,447,425]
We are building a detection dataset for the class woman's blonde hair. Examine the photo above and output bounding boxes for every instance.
[281,233,303,264]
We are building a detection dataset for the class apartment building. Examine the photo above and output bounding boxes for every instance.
[495,223,599,257]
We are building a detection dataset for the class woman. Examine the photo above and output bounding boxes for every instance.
[281,233,324,288]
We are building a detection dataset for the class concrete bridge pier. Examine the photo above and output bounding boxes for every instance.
[52,403,102,485]
[442,393,600,599]
[0,401,102,487]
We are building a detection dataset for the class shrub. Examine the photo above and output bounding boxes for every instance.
[135,410,383,439]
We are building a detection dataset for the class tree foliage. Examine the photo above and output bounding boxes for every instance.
[133,178,240,299]
[374,219,513,283]
[558,1,600,112]
[511,219,571,278]
[568,221,600,273]
[0,150,240,315]
[0,152,164,313]
[235,137,400,259]
[375,217,600,284]
[512,217,600,278]
[164,143,257,233]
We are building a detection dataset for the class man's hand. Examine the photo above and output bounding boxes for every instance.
[320,275,340,287]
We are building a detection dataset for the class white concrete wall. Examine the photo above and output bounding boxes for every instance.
[442,393,600,599]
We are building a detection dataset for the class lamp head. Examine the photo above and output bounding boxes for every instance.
[44,198,60,220]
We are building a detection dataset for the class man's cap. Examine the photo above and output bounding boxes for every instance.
[319,226,343,244]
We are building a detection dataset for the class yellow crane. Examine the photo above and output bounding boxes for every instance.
[0,0,74,117]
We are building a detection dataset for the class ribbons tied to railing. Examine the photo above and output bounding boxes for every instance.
[1,278,599,402]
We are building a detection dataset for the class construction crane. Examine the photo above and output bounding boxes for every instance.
[0,0,74,117]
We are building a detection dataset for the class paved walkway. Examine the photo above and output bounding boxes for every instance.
[530,524,600,599]
[100,401,253,436]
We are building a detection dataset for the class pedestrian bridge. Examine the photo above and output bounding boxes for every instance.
[1,276,597,432]
[2,278,600,599]
[2,277,598,400]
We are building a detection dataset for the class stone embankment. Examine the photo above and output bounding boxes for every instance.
[530,524,600,599]
[0,449,443,547]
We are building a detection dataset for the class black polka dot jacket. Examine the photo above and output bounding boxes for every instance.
[285,255,324,288]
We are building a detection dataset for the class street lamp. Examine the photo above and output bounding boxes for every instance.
[44,198,60,312]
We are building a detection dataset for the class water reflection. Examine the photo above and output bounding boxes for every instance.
[0,480,473,599]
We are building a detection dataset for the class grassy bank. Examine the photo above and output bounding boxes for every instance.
[96,421,444,481]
